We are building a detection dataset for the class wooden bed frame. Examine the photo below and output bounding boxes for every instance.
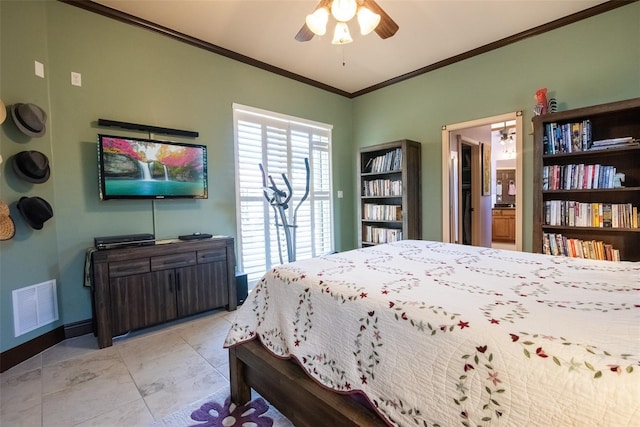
[229,339,388,427]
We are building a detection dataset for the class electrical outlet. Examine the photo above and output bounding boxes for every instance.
[337,190,343,199]
[71,72,82,87]
[35,61,44,78]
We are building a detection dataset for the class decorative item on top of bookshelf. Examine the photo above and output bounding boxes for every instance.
[532,97,640,261]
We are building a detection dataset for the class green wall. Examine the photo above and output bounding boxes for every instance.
[1,1,638,354]
[352,2,640,249]
[0,1,353,353]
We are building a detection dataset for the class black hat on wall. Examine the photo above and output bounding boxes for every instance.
[11,103,47,137]
[12,151,51,183]
[17,196,53,230]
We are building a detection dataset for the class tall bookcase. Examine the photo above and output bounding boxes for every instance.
[532,97,640,261]
[357,139,421,247]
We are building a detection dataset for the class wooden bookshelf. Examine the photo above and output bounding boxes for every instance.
[357,140,421,247]
[532,97,640,261]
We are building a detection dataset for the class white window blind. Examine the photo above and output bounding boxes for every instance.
[233,104,334,283]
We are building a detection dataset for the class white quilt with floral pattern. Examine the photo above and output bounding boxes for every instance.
[225,241,640,426]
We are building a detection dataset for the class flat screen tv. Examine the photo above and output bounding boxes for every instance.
[97,134,208,200]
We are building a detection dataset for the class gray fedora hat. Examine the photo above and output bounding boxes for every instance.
[11,103,47,137]
[12,151,51,183]
[17,196,53,230]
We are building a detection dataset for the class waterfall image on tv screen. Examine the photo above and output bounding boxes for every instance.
[98,134,208,200]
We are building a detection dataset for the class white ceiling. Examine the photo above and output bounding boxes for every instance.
[91,0,609,95]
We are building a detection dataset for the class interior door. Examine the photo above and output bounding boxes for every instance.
[459,143,472,245]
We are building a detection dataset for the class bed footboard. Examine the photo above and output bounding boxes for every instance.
[229,339,387,427]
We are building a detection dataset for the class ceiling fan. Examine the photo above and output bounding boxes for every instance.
[295,0,399,44]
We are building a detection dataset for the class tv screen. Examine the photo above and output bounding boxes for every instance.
[97,134,208,200]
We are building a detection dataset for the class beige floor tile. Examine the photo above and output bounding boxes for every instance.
[125,343,213,397]
[0,402,41,427]
[42,334,100,367]
[0,354,41,380]
[42,360,141,427]
[143,367,229,420]
[4,310,242,427]
[216,362,230,382]
[73,398,154,427]
[0,368,42,414]
[41,346,123,395]
[187,332,229,368]
[116,330,187,368]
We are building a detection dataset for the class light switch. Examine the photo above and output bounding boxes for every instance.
[337,190,343,199]
[35,61,44,78]
[71,72,82,87]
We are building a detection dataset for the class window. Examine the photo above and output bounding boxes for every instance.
[233,104,334,283]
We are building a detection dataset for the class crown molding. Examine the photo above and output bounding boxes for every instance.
[61,0,636,99]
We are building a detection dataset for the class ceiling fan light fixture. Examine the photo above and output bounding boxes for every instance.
[357,6,381,35]
[332,22,353,45]
[305,7,329,36]
[331,0,357,23]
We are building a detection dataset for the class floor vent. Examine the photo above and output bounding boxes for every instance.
[12,280,59,337]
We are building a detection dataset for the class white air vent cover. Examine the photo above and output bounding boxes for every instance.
[12,280,59,337]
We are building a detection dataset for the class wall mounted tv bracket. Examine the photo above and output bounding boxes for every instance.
[97,119,199,138]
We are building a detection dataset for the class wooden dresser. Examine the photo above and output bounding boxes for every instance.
[91,237,236,348]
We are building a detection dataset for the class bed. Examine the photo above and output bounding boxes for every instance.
[224,240,640,426]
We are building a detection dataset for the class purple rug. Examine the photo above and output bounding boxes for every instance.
[189,396,273,427]
[151,391,294,427]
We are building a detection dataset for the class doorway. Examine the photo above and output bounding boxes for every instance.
[455,135,483,246]
[441,112,523,251]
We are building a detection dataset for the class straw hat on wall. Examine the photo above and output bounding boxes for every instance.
[0,200,16,240]
[0,99,7,125]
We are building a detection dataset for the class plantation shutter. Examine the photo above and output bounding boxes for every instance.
[234,104,333,283]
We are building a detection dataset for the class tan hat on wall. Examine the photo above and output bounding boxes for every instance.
[0,99,6,125]
[0,200,16,241]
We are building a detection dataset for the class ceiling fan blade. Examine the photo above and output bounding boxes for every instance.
[363,0,399,39]
[295,23,315,42]
[295,0,332,42]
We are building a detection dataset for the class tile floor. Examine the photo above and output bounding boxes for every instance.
[0,308,236,426]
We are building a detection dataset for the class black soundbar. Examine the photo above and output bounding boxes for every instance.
[97,119,199,138]
[94,233,155,250]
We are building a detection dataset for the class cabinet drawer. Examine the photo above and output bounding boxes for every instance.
[151,252,197,270]
[109,259,150,278]
[197,249,226,264]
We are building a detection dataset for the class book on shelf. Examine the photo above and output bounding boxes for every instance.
[363,226,403,244]
[539,120,637,154]
[363,203,402,221]
[588,136,639,151]
[542,232,620,261]
[544,200,639,228]
[542,163,617,190]
[543,120,592,154]
[365,148,403,174]
[362,179,403,197]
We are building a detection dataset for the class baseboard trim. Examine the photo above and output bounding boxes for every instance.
[64,319,94,339]
[0,319,93,373]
